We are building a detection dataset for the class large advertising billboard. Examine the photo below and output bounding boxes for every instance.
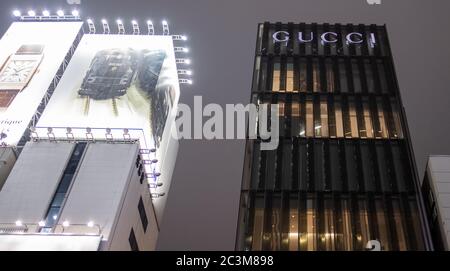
[36,34,179,150]
[0,21,83,146]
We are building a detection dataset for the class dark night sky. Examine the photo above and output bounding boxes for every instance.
[1,0,449,250]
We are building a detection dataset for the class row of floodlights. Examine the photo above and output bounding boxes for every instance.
[15,220,94,228]
[13,9,80,17]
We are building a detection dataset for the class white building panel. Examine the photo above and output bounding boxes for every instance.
[427,156,450,250]
[58,143,139,241]
[0,142,73,224]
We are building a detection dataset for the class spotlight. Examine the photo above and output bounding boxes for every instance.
[38,221,46,227]
[42,10,50,17]
[186,70,193,75]
[13,10,21,17]
[62,221,70,227]
[102,19,111,34]
[87,221,94,228]
[147,20,154,35]
[71,10,79,17]
[185,59,191,65]
[183,47,190,53]
[87,18,93,24]
[27,10,36,17]
[162,20,169,35]
[57,10,64,17]
[132,20,140,35]
[15,220,23,227]
[116,19,123,25]
[187,79,193,85]
[182,35,188,41]
[116,19,125,35]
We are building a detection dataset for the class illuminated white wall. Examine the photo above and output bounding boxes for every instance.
[0,22,83,146]
[36,34,180,224]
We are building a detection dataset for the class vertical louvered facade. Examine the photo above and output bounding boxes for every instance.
[236,23,432,251]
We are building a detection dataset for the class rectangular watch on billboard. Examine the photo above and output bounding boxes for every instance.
[0,21,83,146]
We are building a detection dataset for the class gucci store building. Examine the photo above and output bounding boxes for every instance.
[236,22,433,251]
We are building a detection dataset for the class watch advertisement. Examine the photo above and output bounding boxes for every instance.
[0,21,83,146]
[36,34,180,152]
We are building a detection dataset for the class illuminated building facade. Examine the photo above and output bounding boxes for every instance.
[236,22,432,251]
[0,10,190,251]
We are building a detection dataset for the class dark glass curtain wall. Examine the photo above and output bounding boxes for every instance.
[236,22,431,251]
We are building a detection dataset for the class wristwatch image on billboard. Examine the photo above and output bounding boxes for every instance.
[78,48,170,147]
[0,44,44,110]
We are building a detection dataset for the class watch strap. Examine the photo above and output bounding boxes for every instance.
[0,89,20,108]
[16,44,44,55]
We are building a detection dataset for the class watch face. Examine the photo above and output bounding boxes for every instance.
[0,60,37,83]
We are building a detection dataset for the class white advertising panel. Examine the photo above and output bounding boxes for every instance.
[0,21,83,146]
[36,34,180,154]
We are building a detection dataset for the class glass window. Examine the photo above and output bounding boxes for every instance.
[313,59,321,92]
[314,98,322,137]
[306,199,316,251]
[326,59,335,92]
[323,198,336,250]
[328,98,337,138]
[339,59,348,92]
[349,98,359,138]
[270,194,282,250]
[375,143,391,192]
[320,99,329,137]
[345,143,358,191]
[138,197,148,233]
[259,58,268,91]
[306,100,314,137]
[376,97,389,138]
[299,59,307,92]
[56,174,73,193]
[329,142,342,191]
[352,59,362,93]
[365,59,375,93]
[291,102,302,137]
[390,100,404,138]
[358,199,371,246]
[335,101,344,138]
[362,99,374,138]
[286,61,294,92]
[375,200,390,251]
[51,193,65,208]
[341,199,353,250]
[278,101,285,137]
[272,61,281,92]
[252,196,264,250]
[392,200,407,251]
[377,59,388,93]
[129,228,139,251]
[289,197,299,250]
